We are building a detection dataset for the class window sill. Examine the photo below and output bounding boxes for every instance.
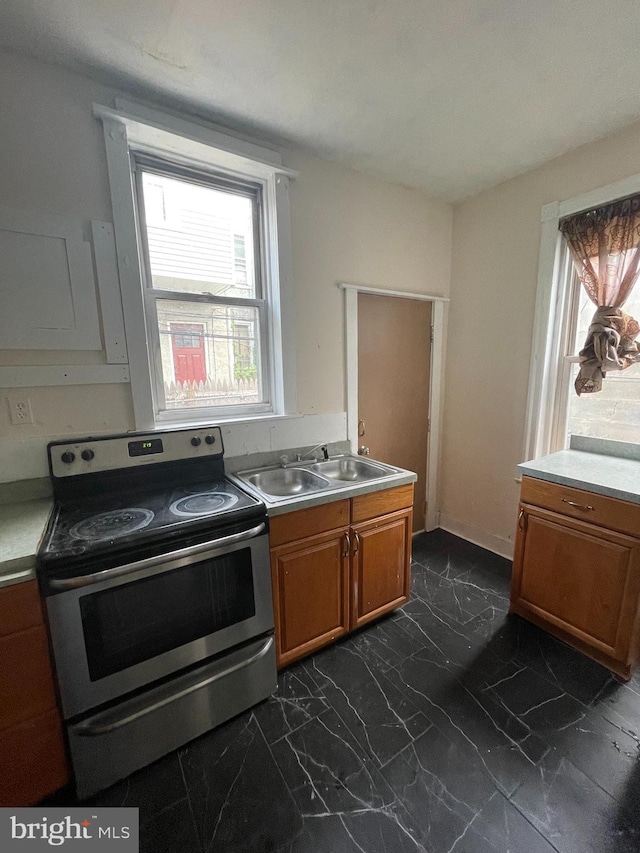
[154,411,301,430]
[569,434,640,462]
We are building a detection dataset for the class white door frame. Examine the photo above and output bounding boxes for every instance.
[340,283,449,532]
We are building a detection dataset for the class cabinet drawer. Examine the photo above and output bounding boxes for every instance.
[0,580,44,638]
[521,477,640,539]
[269,500,350,547]
[351,484,414,524]
[0,625,58,731]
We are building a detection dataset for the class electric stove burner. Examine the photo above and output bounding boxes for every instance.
[69,508,155,542]
[170,491,240,518]
[181,482,227,495]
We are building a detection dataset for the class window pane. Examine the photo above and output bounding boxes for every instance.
[567,281,640,443]
[567,361,640,443]
[140,172,257,298]
[572,279,640,356]
[157,300,264,410]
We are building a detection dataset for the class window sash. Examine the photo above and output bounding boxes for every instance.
[132,156,273,419]
[143,291,271,420]
[133,154,264,302]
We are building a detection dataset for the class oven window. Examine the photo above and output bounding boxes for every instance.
[80,548,256,681]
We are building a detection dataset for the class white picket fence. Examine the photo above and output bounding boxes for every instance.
[164,377,259,407]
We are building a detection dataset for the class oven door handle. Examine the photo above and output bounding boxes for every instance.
[49,522,267,590]
[73,635,275,736]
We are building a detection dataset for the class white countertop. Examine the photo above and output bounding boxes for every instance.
[518,440,640,506]
[0,498,52,589]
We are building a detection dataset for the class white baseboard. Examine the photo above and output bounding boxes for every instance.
[438,513,514,561]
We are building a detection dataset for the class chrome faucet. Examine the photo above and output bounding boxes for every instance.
[280,443,329,467]
[300,443,330,462]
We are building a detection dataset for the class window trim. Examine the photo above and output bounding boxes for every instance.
[94,100,298,430]
[524,171,640,461]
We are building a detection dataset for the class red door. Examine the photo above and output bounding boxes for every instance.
[170,324,206,384]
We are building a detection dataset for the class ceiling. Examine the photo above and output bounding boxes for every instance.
[2,0,640,202]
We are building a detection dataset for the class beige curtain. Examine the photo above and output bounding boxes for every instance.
[560,196,640,395]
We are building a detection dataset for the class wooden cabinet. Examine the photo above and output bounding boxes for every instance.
[511,476,640,680]
[269,485,413,667]
[0,580,69,806]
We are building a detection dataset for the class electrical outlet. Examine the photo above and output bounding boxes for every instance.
[7,396,34,425]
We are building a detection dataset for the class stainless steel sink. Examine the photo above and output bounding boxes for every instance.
[245,467,330,498]
[310,457,392,482]
[235,454,403,503]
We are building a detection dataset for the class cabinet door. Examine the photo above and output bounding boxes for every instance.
[0,710,69,808]
[0,581,70,805]
[351,508,412,630]
[511,504,640,669]
[271,528,350,667]
[0,626,59,731]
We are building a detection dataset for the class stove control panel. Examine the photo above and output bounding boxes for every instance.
[50,427,224,478]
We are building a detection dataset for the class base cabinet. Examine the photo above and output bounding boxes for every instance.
[0,580,69,806]
[511,477,640,680]
[270,485,413,667]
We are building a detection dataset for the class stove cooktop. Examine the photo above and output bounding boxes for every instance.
[38,477,264,569]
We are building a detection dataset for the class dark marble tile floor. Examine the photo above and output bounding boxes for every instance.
[57,530,640,851]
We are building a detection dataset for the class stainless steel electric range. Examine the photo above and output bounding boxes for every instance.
[37,426,276,800]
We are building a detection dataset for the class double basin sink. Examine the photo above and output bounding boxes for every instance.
[235,455,403,503]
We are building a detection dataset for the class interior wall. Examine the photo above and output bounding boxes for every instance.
[442,118,640,558]
[285,150,452,414]
[0,49,452,481]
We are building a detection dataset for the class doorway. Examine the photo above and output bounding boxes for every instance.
[358,293,430,532]
[342,284,447,533]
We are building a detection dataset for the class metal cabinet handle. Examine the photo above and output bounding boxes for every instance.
[343,532,351,557]
[518,508,525,531]
[358,419,366,437]
[50,522,266,590]
[561,499,594,512]
[353,531,360,554]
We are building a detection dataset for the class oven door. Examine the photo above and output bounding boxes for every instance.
[45,520,273,719]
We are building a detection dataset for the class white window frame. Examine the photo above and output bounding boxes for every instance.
[134,157,271,421]
[94,99,297,430]
[524,172,640,461]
